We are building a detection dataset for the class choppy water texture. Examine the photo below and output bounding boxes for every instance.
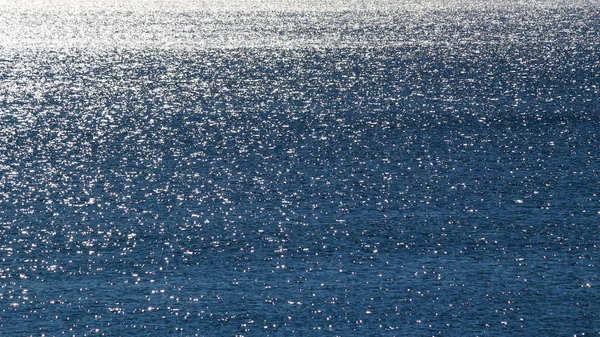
[1,3,600,336]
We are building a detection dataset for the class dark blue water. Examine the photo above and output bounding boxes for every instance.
[1,5,600,336]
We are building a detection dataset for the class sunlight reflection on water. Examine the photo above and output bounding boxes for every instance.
[0,2,599,336]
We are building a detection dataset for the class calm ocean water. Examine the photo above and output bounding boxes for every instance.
[1,2,599,336]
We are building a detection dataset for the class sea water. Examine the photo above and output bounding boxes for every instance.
[1,2,599,336]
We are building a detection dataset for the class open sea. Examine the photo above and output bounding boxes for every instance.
[1,1,599,336]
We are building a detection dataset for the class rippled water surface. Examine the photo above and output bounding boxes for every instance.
[1,3,600,336]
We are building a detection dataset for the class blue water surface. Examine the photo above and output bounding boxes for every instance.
[1,5,600,336]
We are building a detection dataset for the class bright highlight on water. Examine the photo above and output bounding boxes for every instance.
[1,1,599,336]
